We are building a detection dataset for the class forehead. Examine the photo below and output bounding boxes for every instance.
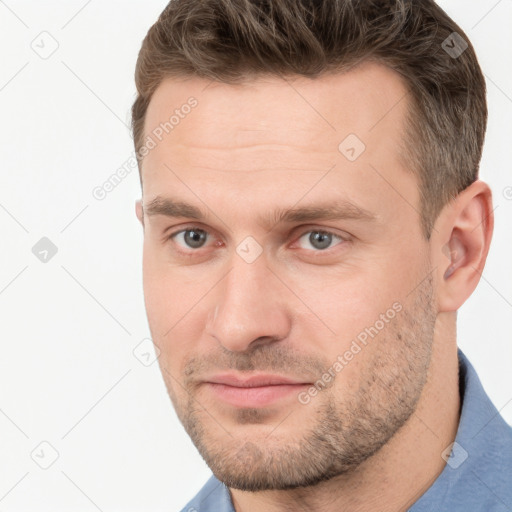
[143,61,410,158]
[140,61,418,230]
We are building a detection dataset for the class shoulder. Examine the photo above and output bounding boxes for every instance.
[179,474,234,512]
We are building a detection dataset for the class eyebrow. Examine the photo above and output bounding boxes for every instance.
[143,195,378,229]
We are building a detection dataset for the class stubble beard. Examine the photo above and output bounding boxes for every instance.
[163,273,436,491]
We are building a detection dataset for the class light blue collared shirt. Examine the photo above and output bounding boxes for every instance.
[180,348,512,511]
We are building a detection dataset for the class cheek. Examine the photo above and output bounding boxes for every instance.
[292,267,410,391]
[292,265,399,341]
[142,248,212,365]
[142,242,194,320]
[142,256,184,358]
[142,258,172,327]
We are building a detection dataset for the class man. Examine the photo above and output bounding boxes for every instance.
[132,1,512,510]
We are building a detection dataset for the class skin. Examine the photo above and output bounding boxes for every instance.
[135,61,494,512]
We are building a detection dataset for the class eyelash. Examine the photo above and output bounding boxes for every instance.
[166,226,347,254]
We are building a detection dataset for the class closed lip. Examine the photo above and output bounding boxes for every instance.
[204,373,310,388]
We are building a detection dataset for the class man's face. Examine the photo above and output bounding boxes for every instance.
[137,62,437,491]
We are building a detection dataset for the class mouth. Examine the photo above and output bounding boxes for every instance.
[202,373,311,408]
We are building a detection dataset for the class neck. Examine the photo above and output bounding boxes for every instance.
[229,313,461,512]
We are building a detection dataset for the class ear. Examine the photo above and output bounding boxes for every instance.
[432,180,494,312]
[135,199,144,227]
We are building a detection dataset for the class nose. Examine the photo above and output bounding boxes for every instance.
[205,252,292,353]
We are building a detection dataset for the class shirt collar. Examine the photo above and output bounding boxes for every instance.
[410,347,512,511]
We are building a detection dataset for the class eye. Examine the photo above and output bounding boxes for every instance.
[296,230,345,251]
[170,227,209,249]
[166,226,346,255]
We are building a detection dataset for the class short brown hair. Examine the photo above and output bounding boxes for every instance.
[131,0,487,239]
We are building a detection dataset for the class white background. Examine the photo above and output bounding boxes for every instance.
[0,1,511,510]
